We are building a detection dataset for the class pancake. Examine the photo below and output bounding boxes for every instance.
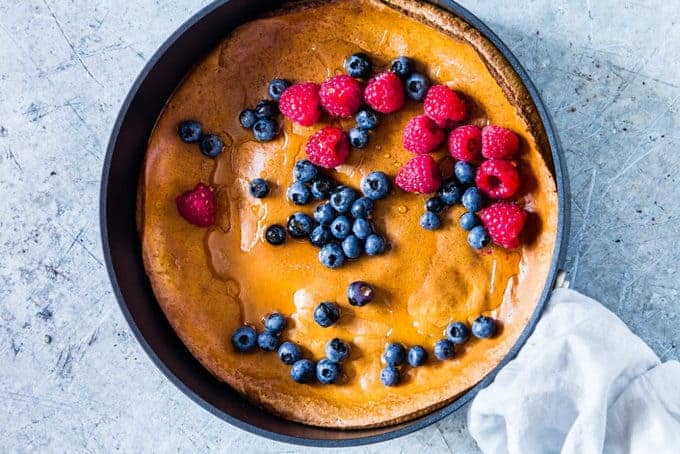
[138,0,558,428]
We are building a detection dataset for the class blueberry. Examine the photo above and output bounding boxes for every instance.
[365,233,386,256]
[462,187,485,212]
[314,203,337,226]
[383,342,406,366]
[287,212,314,238]
[231,326,257,352]
[239,110,257,129]
[351,197,374,219]
[439,180,462,205]
[199,134,224,158]
[352,218,373,240]
[459,212,480,231]
[290,359,316,383]
[380,366,400,387]
[253,118,277,142]
[310,178,335,200]
[257,331,279,351]
[344,52,372,78]
[264,312,286,334]
[326,338,350,363]
[468,225,490,249]
[249,178,270,198]
[390,56,414,78]
[278,341,302,365]
[347,281,374,306]
[420,211,441,230]
[330,186,358,213]
[293,159,318,183]
[287,181,311,205]
[455,161,476,185]
[316,359,341,384]
[348,127,369,149]
[407,345,428,367]
[268,78,290,101]
[446,322,471,344]
[313,302,340,327]
[472,316,497,338]
[426,196,446,214]
[433,339,455,360]
[319,243,346,269]
[342,235,362,259]
[178,120,202,143]
[405,72,430,101]
[361,171,391,200]
[355,107,379,130]
[310,225,333,248]
[255,99,278,118]
[330,215,352,239]
[265,224,286,245]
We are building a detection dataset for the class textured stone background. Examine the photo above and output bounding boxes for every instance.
[1,0,678,452]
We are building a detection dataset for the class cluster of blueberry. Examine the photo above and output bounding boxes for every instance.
[238,79,290,142]
[177,119,225,158]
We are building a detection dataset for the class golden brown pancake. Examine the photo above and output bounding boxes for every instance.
[138,0,558,428]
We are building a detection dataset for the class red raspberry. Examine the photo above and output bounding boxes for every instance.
[476,159,520,199]
[424,85,467,128]
[481,125,519,159]
[395,154,442,194]
[319,74,363,118]
[279,82,321,126]
[363,71,405,113]
[176,183,217,227]
[402,115,445,154]
[448,125,482,162]
[305,127,350,168]
[480,202,528,249]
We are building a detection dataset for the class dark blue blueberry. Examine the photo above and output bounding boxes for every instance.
[344,52,372,78]
[420,211,441,230]
[405,72,430,101]
[178,120,202,143]
[325,338,350,363]
[383,342,406,366]
[330,186,358,213]
[319,243,346,269]
[314,203,337,226]
[350,197,374,219]
[459,212,480,231]
[407,345,428,367]
[390,56,414,78]
[364,233,386,256]
[255,99,278,118]
[348,127,369,149]
[231,326,257,352]
[455,161,476,185]
[309,225,333,248]
[439,180,462,205]
[268,78,290,101]
[380,366,400,387]
[352,218,373,240]
[310,177,335,200]
[313,302,340,328]
[239,110,257,129]
[361,171,391,200]
[426,196,446,214]
[347,281,374,306]
[249,178,270,198]
[287,212,314,238]
[468,225,490,249]
[253,118,277,142]
[290,359,316,383]
[257,331,279,351]
[342,235,362,259]
[330,215,352,239]
[355,107,379,130]
[433,339,455,360]
[265,224,286,245]
[316,359,341,384]
[287,181,311,205]
[472,316,497,339]
[199,134,224,158]
[293,159,318,183]
[278,341,302,365]
[446,322,471,344]
[263,312,286,334]
[462,187,485,212]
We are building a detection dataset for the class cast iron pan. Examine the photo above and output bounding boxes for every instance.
[101,0,569,446]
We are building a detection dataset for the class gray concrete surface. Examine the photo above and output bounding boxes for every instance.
[1,0,678,452]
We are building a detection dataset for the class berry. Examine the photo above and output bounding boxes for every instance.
[433,339,455,360]
[305,127,350,168]
[314,203,337,226]
[239,110,257,129]
[268,78,290,101]
[178,120,202,143]
[445,322,470,344]
[231,326,257,352]
[342,235,362,259]
[361,171,391,200]
[330,215,352,239]
[279,82,321,126]
[380,366,400,386]
[480,202,528,248]
[257,331,279,351]
[319,74,363,118]
[330,186,358,213]
[468,225,490,249]
[424,85,466,128]
[265,224,286,245]
[319,243,346,268]
[249,178,270,198]
[347,281,374,306]
[348,127,369,148]
[364,71,405,113]
[326,338,350,363]
[287,212,314,238]
[476,159,520,199]
[420,211,441,230]
[459,212,480,231]
[176,183,216,227]
[408,346,428,367]
[263,312,286,334]
[344,52,372,78]
[310,177,335,200]
[316,359,341,384]
[314,302,340,327]
[426,196,446,213]
[293,159,318,183]
[278,341,302,365]
[352,218,373,240]
[472,316,498,338]
[287,181,311,205]
[350,197,374,219]
[448,125,482,161]
[290,359,316,383]
[461,187,485,212]
[482,125,519,159]
[395,154,442,194]
[310,225,333,248]
[383,343,406,366]
[255,99,278,118]
[402,115,445,154]
[364,233,386,255]
[390,56,414,78]
[355,107,379,130]
[199,134,224,158]
[455,161,476,185]
[253,118,277,142]
[439,179,462,205]
[405,72,430,101]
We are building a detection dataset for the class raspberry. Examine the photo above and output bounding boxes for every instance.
[480,202,528,249]
[305,127,350,168]
[364,71,405,113]
[176,183,217,227]
[481,125,519,159]
[279,82,321,126]
[395,154,442,194]
[475,159,520,199]
[448,125,482,162]
[319,74,363,118]
[402,115,445,154]
[424,85,467,128]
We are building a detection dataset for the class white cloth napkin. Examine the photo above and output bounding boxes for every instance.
[468,288,680,453]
